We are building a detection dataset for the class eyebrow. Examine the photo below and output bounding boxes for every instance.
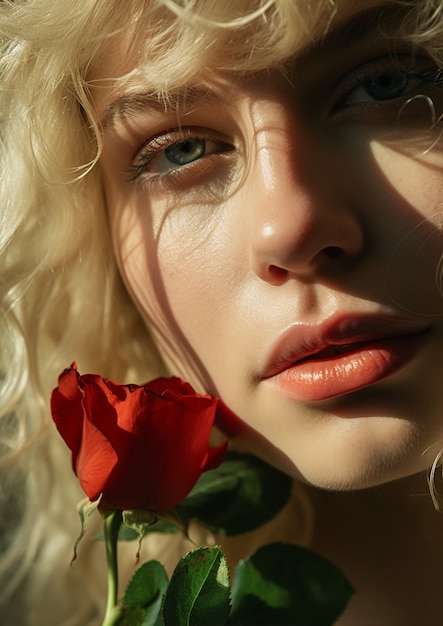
[99,85,224,129]
[297,3,401,66]
[99,2,403,129]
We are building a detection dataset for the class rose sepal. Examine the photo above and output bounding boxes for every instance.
[71,496,101,564]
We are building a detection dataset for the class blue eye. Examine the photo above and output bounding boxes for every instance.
[362,71,409,101]
[130,129,234,180]
[335,56,443,112]
[165,139,206,166]
[346,70,418,105]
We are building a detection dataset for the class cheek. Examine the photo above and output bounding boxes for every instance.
[371,142,443,314]
[153,225,244,388]
[109,191,242,390]
[110,200,167,327]
[386,218,443,315]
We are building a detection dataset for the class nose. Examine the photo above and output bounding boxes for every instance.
[248,134,364,285]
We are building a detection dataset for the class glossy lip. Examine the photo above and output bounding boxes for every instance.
[261,314,431,402]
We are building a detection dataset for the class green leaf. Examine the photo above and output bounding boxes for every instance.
[123,560,169,626]
[124,597,164,626]
[228,543,354,626]
[163,546,230,626]
[182,452,292,535]
[124,560,169,607]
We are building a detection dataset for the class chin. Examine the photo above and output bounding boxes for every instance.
[244,432,429,494]
[299,468,403,493]
[292,446,432,493]
[230,401,435,492]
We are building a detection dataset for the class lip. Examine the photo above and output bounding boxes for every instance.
[261,314,431,402]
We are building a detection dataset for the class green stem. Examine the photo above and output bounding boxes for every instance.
[102,510,125,626]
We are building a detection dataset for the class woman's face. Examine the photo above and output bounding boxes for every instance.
[95,1,443,490]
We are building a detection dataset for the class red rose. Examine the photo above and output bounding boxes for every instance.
[50,363,229,513]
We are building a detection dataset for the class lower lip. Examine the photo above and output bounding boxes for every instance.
[265,334,426,403]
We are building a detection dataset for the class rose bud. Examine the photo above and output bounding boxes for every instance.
[50,363,229,513]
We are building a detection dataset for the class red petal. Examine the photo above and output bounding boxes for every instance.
[95,392,219,511]
[147,377,197,397]
[214,399,245,437]
[202,440,229,472]
[50,366,83,467]
[133,396,220,511]
[75,417,118,501]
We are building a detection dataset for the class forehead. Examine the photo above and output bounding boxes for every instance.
[89,0,393,94]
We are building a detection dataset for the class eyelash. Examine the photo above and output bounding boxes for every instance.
[127,127,233,185]
[126,56,443,186]
[334,56,443,112]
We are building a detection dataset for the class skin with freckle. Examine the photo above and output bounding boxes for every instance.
[97,6,443,490]
[3,1,443,625]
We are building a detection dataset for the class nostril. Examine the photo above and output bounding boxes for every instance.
[266,264,289,283]
[269,265,288,276]
[323,246,345,260]
[269,264,288,276]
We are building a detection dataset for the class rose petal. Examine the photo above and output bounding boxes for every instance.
[50,364,83,468]
[75,417,118,502]
[51,369,229,512]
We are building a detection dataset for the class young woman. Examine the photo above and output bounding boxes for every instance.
[1,0,443,624]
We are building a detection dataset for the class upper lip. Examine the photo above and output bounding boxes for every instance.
[261,313,431,379]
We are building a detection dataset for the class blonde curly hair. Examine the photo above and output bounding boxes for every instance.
[1,1,442,624]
